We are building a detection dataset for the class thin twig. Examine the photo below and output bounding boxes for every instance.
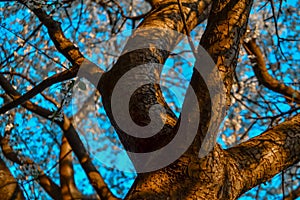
[177,0,198,59]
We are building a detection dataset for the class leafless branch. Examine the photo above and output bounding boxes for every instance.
[0,73,119,200]
[243,38,300,104]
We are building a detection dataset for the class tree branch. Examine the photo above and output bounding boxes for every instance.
[99,0,212,155]
[0,0,105,115]
[125,0,254,198]
[0,71,60,108]
[17,0,83,66]
[226,113,300,197]
[17,0,102,73]
[0,127,62,200]
[200,0,253,106]
[0,74,119,200]
[59,136,83,199]
[243,37,300,104]
[0,66,79,115]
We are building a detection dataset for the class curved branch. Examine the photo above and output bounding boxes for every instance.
[0,74,119,200]
[200,0,253,106]
[0,128,62,200]
[0,0,104,115]
[17,0,84,66]
[125,0,253,198]
[183,113,300,199]
[0,66,79,115]
[243,38,300,104]
[226,113,300,197]
[99,0,212,154]
[17,0,102,78]
[0,71,60,107]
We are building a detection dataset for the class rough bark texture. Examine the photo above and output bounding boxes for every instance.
[227,114,300,196]
[123,114,300,200]
[1,0,299,199]
[98,0,213,153]
[123,0,254,199]
[0,157,25,200]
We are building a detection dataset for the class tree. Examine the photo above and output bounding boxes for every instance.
[0,0,299,199]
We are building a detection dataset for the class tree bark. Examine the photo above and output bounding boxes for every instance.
[2,0,299,199]
[124,113,300,199]
[92,0,254,198]
[0,157,25,200]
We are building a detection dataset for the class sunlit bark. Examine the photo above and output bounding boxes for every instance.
[0,0,299,199]
[125,0,254,199]
[0,157,25,200]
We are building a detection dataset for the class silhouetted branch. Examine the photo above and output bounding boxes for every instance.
[1,125,62,199]
[0,74,119,200]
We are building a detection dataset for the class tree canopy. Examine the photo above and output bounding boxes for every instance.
[0,0,299,199]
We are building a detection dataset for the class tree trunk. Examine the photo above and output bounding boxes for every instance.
[96,0,300,199]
